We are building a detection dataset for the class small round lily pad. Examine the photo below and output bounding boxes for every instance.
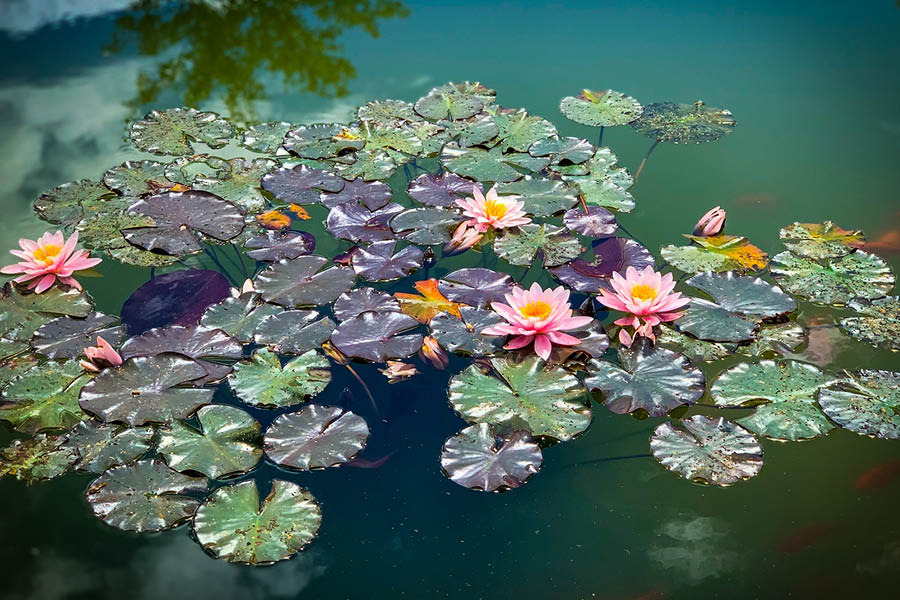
[779,221,864,259]
[631,101,735,144]
[229,348,331,409]
[818,370,900,439]
[440,423,542,492]
[263,405,369,470]
[559,89,643,127]
[839,296,900,351]
[130,108,234,155]
[0,434,79,484]
[770,250,894,306]
[60,420,154,474]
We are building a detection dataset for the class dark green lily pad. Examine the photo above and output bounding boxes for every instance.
[335,149,398,181]
[60,420,154,473]
[414,88,483,121]
[440,424,542,492]
[438,268,514,308]
[585,344,705,417]
[0,283,93,342]
[441,144,548,183]
[102,160,170,197]
[559,90,643,127]
[119,325,242,385]
[241,121,293,154]
[661,235,769,274]
[256,256,356,307]
[192,158,278,213]
[200,295,283,343]
[710,360,836,441]
[319,178,392,210]
[429,307,505,356]
[352,120,423,156]
[253,310,336,355]
[818,370,900,439]
[770,250,894,306]
[528,137,595,166]
[158,405,262,479]
[779,221,865,259]
[192,479,321,565]
[229,349,330,409]
[86,458,208,532]
[31,312,126,359]
[130,108,234,155]
[656,325,732,362]
[442,115,499,147]
[33,179,115,226]
[448,355,591,442]
[358,99,421,125]
[631,101,736,144]
[495,177,579,217]
[390,207,463,244]
[351,241,424,281]
[261,164,345,205]
[408,172,480,207]
[78,354,214,426]
[839,296,900,351]
[330,311,423,361]
[0,434,78,484]
[556,147,633,187]
[283,123,364,160]
[0,352,40,389]
[245,230,316,262]
[264,405,369,470]
[737,321,806,357]
[333,288,400,321]
[650,416,763,486]
[492,109,557,152]
[493,223,583,267]
[0,359,91,434]
[326,202,404,243]
[562,176,634,212]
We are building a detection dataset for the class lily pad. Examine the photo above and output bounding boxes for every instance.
[326,201,404,243]
[661,235,769,273]
[415,88,483,121]
[102,160,170,197]
[352,120,423,156]
[256,256,356,307]
[440,424,542,492]
[656,325,732,362]
[335,149,398,181]
[358,99,421,125]
[319,178,392,210]
[330,311,423,361]
[391,207,463,244]
[395,279,463,323]
[408,173,480,207]
[192,158,278,213]
[130,108,234,155]
[261,164,345,205]
[494,223,583,267]
[737,321,807,357]
[283,123,364,160]
[351,241,424,281]
[158,405,262,479]
[562,176,634,213]
[563,206,618,237]
[585,344,705,417]
[333,288,400,321]
[121,269,231,335]
[31,312,126,359]
[245,230,316,262]
[0,434,78,484]
[253,310,336,355]
[495,177,579,217]
[528,137,595,166]
[0,359,91,433]
[448,355,591,442]
[631,101,735,144]
[229,349,330,409]
[119,325,241,385]
[779,221,865,259]
[78,354,214,426]
[770,250,894,306]
[34,179,115,226]
[192,479,321,565]
[559,90,643,127]
[839,296,900,351]
[240,121,293,154]
[86,459,208,532]
[0,352,40,389]
[710,360,836,441]
[818,370,900,439]
[60,420,154,473]
[264,405,369,470]
[199,295,283,343]
[441,144,547,183]
[429,307,505,356]
[442,115,499,147]
[650,416,763,486]
[493,109,557,152]
[438,268,515,309]
[551,237,654,293]
[0,283,93,342]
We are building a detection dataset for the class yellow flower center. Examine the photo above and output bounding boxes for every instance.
[483,198,508,220]
[519,300,552,320]
[630,284,657,302]
[33,244,62,264]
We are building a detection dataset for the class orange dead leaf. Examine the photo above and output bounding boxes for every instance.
[685,234,769,271]
[288,204,311,220]
[394,279,463,323]
[256,209,292,230]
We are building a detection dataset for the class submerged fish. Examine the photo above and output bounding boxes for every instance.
[854,460,900,491]
[778,524,841,553]
[347,451,396,469]
[865,230,900,255]
[734,193,776,206]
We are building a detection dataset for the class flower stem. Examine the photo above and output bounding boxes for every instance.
[345,364,378,416]
[597,126,604,147]
[633,139,660,184]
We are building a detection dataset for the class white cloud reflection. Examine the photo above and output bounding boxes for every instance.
[647,515,741,585]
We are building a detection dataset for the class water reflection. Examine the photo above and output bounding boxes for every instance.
[106,0,410,122]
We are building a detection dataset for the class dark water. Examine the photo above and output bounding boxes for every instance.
[1,1,900,599]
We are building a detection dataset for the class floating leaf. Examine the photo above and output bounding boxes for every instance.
[351,241,424,281]
[34,179,115,226]
[229,349,330,409]
[650,416,763,486]
[656,325,732,362]
[0,360,91,433]
[200,295,283,343]
[737,321,806,357]
[440,424,542,492]
[770,250,894,306]
[31,312,125,359]
[121,269,231,335]
[60,420,154,473]
[563,206,618,237]
[0,434,78,484]
[563,177,634,212]
[130,108,234,155]
[414,88,483,121]
[391,207,463,244]
[408,172,480,207]
[358,99,421,125]
[710,360,836,441]
[839,296,900,351]
[79,354,214,426]
[395,279,463,323]
[494,223,583,267]
[330,311,422,361]
[0,352,39,389]
[245,229,316,262]
[779,221,865,259]
[158,405,262,478]
[442,115,499,147]
[661,235,768,273]
[261,164,345,205]
[333,288,400,321]
[256,256,356,307]
[561,318,611,360]
[495,177,579,217]
[0,283,93,342]
[437,268,515,309]
[449,355,590,442]
[556,147,633,187]
[352,120,423,156]
[818,370,900,439]
[192,479,321,565]
[559,89,643,127]
[120,325,241,385]
[319,178,392,210]
[264,405,369,470]
[492,109,557,152]
[256,209,292,230]
[528,136,594,166]
[585,344,705,417]
[102,160,170,197]
[86,459,207,532]
[441,144,547,183]
[326,201,404,243]
[429,307,505,356]
[254,310,336,355]
[240,121,293,154]
[335,149,398,181]
[631,101,735,144]
[283,123,364,160]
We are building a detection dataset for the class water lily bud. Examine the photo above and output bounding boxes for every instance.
[692,206,726,236]
[419,336,449,370]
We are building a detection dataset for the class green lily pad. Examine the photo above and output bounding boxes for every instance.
[493,223,583,267]
[528,137,595,166]
[0,434,78,484]
[429,307,505,356]
[229,349,330,409]
[200,295,283,343]
[0,352,40,389]
[283,123,364,160]
[86,458,208,532]
[557,147,633,188]
[253,310,336,355]
[390,207,463,245]
[562,177,634,212]
[414,87,483,121]
[585,344,705,417]
[839,296,900,351]
[240,121,293,154]
[441,144,548,183]
[130,108,234,155]
[661,235,769,273]
[779,221,865,259]
[448,355,591,442]
[440,423,542,492]
[192,479,321,565]
[102,160,170,197]
[263,405,369,470]
[818,370,900,439]
[737,321,806,357]
[158,405,262,478]
[192,157,278,213]
[33,179,115,226]
[0,359,91,433]
[442,115,499,147]
[710,360,836,441]
[656,325,732,362]
[334,149,398,181]
[770,250,894,306]
[631,101,735,144]
[60,420,154,473]
[31,312,126,359]
[78,354,214,426]
[559,89,643,127]
[650,416,763,486]
[495,177,579,217]
[0,283,93,342]
[358,99,421,125]
[256,256,356,307]
[492,109,557,152]
[352,120,423,156]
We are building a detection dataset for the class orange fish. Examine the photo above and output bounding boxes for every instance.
[865,230,900,255]
[256,209,291,230]
[854,460,900,490]
[778,524,841,553]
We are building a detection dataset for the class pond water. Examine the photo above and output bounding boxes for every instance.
[1,1,900,599]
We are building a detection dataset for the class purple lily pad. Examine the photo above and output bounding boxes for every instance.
[31,312,127,359]
[563,206,618,238]
[333,288,401,321]
[124,190,245,256]
[326,202,404,243]
[550,237,654,293]
[438,268,515,308]
[408,172,481,207]
[119,325,242,385]
[121,269,231,335]
[254,310,336,355]
[261,164,345,205]
[245,230,316,262]
[320,179,392,210]
[351,241,424,282]
[256,256,356,307]
[330,311,423,362]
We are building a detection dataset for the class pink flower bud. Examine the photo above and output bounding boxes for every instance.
[692,206,726,236]
[419,336,449,370]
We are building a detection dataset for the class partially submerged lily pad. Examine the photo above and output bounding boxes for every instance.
[528,137,595,166]
[256,256,356,307]
[102,160,170,197]
[494,223,583,267]
[330,311,423,361]
[770,250,894,306]
[121,269,231,335]
[429,307,505,356]
[130,108,234,155]
[440,423,542,492]
[818,370,900,439]
[559,89,643,127]
[263,405,369,470]
[0,434,79,484]
[440,144,547,183]
[650,416,763,486]
[229,349,330,409]
[282,123,364,160]
[240,121,293,154]
[192,158,278,213]
[31,312,126,359]
[839,296,900,351]
[631,101,736,144]
[0,359,91,433]
[438,268,514,308]
[60,420,154,473]
[779,221,865,259]
[34,179,115,226]
[661,235,769,273]
[326,201,404,243]
[656,325,732,362]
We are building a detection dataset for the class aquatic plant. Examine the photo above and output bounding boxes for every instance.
[2,231,101,293]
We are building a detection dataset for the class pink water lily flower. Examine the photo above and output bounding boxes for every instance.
[482,283,593,360]
[2,231,101,293]
[455,185,531,233]
[693,206,726,236]
[597,266,690,345]
[79,337,123,373]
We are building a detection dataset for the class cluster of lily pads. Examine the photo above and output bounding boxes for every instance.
[1,82,898,566]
